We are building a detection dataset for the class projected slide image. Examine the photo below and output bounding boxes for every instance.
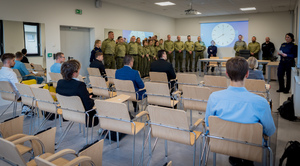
[201,21,248,48]
[123,30,154,43]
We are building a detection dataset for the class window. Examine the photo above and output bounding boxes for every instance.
[23,22,40,56]
[0,20,3,55]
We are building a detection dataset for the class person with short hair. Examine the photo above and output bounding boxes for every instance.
[159,39,164,50]
[164,35,174,64]
[102,31,116,69]
[127,36,139,70]
[90,40,102,63]
[174,36,184,72]
[21,48,29,63]
[136,37,144,74]
[234,35,247,57]
[12,52,44,84]
[248,36,260,59]
[194,36,206,72]
[205,57,276,166]
[207,40,218,72]
[115,55,146,113]
[185,35,194,72]
[89,52,106,80]
[50,52,65,73]
[116,36,126,69]
[247,57,264,80]
[143,40,151,77]
[56,59,99,127]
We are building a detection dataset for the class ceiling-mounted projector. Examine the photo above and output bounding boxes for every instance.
[185,9,198,15]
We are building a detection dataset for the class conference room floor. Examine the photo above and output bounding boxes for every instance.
[0,72,299,166]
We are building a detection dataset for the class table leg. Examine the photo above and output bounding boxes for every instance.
[267,65,271,83]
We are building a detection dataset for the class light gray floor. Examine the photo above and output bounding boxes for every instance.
[0,73,299,166]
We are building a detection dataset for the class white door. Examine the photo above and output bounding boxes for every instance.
[60,26,90,77]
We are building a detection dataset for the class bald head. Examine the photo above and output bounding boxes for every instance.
[177,36,181,41]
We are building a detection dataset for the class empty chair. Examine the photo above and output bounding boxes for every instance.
[182,85,211,128]
[94,100,148,166]
[202,116,273,166]
[32,64,45,77]
[106,69,116,85]
[203,75,228,92]
[78,139,104,166]
[24,63,33,72]
[0,81,19,118]
[147,105,203,166]
[87,67,102,77]
[245,79,271,101]
[89,76,114,99]
[221,57,231,67]
[176,73,199,92]
[206,57,220,74]
[49,72,63,88]
[145,82,178,108]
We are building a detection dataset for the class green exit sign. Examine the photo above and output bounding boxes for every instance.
[75,9,82,15]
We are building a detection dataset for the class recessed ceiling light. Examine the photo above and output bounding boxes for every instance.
[240,7,256,11]
[196,12,201,15]
[155,1,176,6]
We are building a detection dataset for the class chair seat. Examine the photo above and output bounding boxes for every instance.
[190,130,202,146]
[16,144,32,155]
[131,122,145,135]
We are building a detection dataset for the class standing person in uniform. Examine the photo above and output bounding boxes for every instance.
[115,36,126,69]
[136,37,144,75]
[155,40,161,60]
[143,40,151,77]
[101,31,116,69]
[207,40,217,72]
[248,36,260,59]
[277,33,297,94]
[149,40,156,63]
[164,35,174,64]
[194,36,206,72]
[127,36,139,70]
[185,35,194,72]
[174,36,184,73]
[234,35,247,57]
[159,39,164,50]
[262,37,275,74]
[90,40,102,63]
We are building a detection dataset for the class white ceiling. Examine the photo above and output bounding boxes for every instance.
[102,0,297,18]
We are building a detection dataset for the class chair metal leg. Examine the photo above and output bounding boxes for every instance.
[141,126,146,165]
[79,124,81,133]
[132,133,135,166]
[193,142,196,166]
[190,110,193,128]
[33,112,52,135]
[148,128,152,157]
[117,131,119,148]
[59,115,62,127]
[55,122,74,149]
[0,101,14,118]
[109,130,112,144]
[199,136,203,166]
[83,125,86,137]
[86,126,88,145]
[165,140,168,157]
[268,147,273,166]
[213,152,216,166]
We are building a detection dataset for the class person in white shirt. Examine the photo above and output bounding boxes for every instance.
[0,53,20,98]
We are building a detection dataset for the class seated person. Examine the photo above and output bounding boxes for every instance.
[89,52,107,81]
[50,52,65,73]
[0,53,20,98]
[150,50,176,89]
[12,52,44,84]
[21,48,29,64]
[115,55,146,112]
[205,57,276,166]
[56,59,99,127]
[247,56,264,80]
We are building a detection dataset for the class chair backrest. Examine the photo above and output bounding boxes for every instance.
[13,69,22,82]
[145,82,171,107]
[209,57,219,65]
[0,137,26,166]
[149,72,168,83]
[56,94,86,124]
[0,116,24,138]
[31,87,57,114]
[15,83,35,106]
[24,63,33,71]
[176,73,198,91]
[147,105,191,145]
[87,68,101,77]
[221,57,231,67]
[114,79,137,101]
[106,69,116,84]
[32,64,45,76]
[203,75,228,92]
[182,85,211,112]
[89,76,110,98]
[33,127,57,155]
[78,139,104,166]
[0,81,17,101]
[49,72,63,88]
[245,79,266,92]
[208,116,263,162]
[95,100,132,135]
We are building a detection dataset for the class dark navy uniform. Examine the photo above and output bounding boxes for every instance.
[207,45,217,72]
[90,47,102,62]
[278,42,297,92]
[262,42,275,60]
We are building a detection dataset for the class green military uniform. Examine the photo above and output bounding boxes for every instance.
[248,42,260,59]
[149,44,156,63]
[174,40,184,72]
[143,46,151,77]
[101,38,116,69]
[164,40,174,64]
[159,44,164,50]
[185,41,194,72]
[137,43,144,76]
[127,42,139,70]
[155,46,161,59]
[234,41,247,57]
[115,43,126,69]
[194,41,206,71]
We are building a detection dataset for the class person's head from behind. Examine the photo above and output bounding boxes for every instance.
[55,52,65,63]
[95,52,103,61]
[15,52,23,61]
[1,53,16,68]
[94,40,101,48]
[61,59,81,80]
[158,50,167,60]
[143,40,148,46]
[226,57,249,82]
[108,31,114,40]
[21,48,27,56]
[247,57,258,70]
[123,55,134,68]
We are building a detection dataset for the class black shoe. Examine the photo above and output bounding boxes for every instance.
[242,159,254,166]
[229,156,243,166]
[134,106,139,112]
[186,69,188,72]
[180,70,184,73]
[283,90,289,94]
[276,89,284,92]
[201,69,204,72]
[194,69,197,72]
[175,69,178,73]
[189,69,192,72]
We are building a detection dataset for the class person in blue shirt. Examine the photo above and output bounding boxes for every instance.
[90,40,102,62]
[205,57,276,166]
[50,52,65,73]
[247,56,264,80]
[12,52,44,84]
[277,33,297,94]
[207,40,217,72]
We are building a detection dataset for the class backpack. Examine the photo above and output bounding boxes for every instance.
[279,141,300,166]
[278,95,297,121]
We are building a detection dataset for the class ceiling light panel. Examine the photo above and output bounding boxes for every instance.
[155,1,176,6]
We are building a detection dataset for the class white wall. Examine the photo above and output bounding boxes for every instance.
[175,12,293,59]
[0,0,175,78]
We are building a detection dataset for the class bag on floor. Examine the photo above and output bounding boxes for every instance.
[278,95,297,121]
[279,141,300,166]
